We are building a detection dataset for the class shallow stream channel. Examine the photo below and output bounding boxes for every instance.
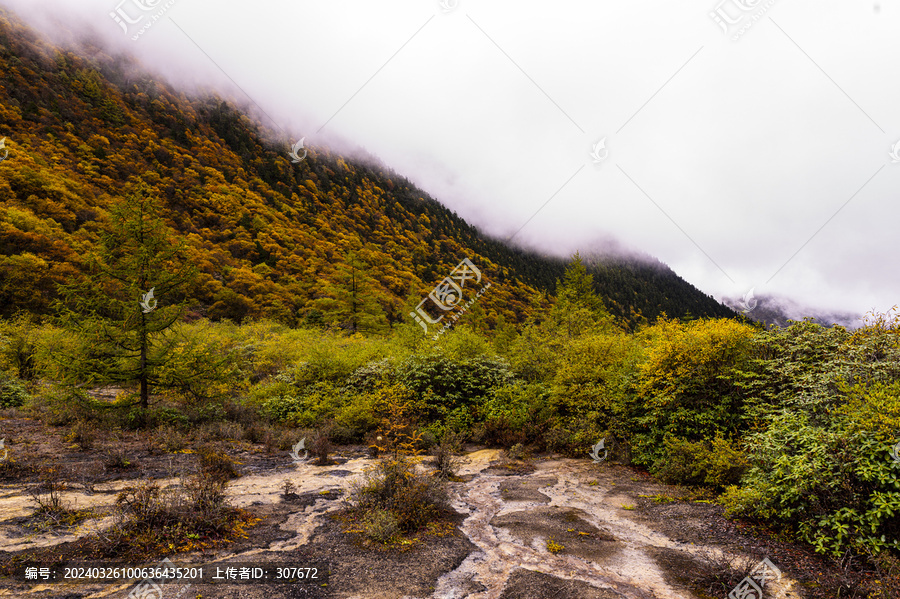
[0,447,803,599]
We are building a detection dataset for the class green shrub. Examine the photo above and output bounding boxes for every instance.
[476,383,552,448]
[548,331,640,429]
[631,318,756,468]
[443,405,474,435]
[290,335,384,388]
[651,434,747,489]
[0,375,29,408]
[395,352,513,422]
[260,393,303,423]
[247,376,297,409]
[363,509,400,543]
[721,383,900,557]
[542,419,607,456]
[153,406,190,427]
[333,393,378,441]
[28,385,95,426]
[346,358,393,391]
[260,381,348,428]
[122,405,190,430]
[0,313,39,380]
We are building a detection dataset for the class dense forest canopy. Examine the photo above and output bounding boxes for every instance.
[0,9,734,329]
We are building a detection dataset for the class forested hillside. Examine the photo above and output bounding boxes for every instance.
[584,252,734,324]
[0,9,733,329]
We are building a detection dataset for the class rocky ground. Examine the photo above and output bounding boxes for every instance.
[0,415,868,599]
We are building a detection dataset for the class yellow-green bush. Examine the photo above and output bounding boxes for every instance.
[650,434,747,489]
[631,317,756,467]
[333,393,378,441]
[352,456,449,532]
[0,373,29,408]
[545,330,641,455]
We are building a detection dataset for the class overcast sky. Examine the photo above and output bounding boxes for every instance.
[4,0,900,318]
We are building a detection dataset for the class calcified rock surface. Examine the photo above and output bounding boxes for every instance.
[0,450,802,599]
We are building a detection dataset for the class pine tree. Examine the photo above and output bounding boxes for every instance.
[311,251,388,333]
[552,252,615,338]
[52,184,196,409]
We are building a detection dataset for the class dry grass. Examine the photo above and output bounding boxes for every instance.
[351,456,450,534]
[92,452,256,560]
[197,443,241,481]
[309,425,333,465]
[26,465,92,531]
[431,430,464,480]
[65,421,95,451]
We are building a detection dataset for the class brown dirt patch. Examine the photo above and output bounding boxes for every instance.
[491,506,620,563]
[498,569,622,599]
[497,476,556,503]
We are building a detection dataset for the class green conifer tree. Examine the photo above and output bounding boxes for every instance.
[311,251,388,334]
[52,183,195,409]
[552,252,615,338]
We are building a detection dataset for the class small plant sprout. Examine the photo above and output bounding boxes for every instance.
[281,479,297,498]
[546,537,564,554]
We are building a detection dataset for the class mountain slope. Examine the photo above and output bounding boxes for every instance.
[0,8,735,329]
[584,252,736,324]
